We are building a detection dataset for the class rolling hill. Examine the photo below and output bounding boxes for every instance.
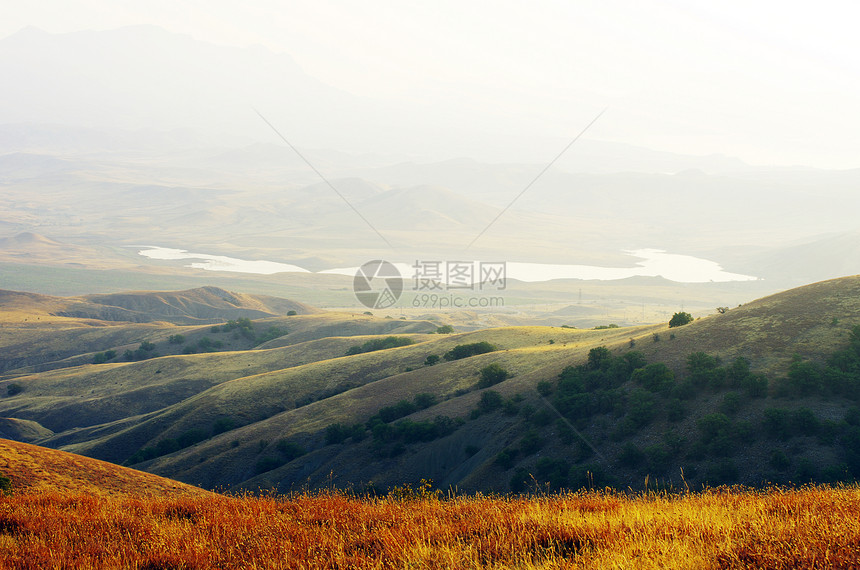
[0,438,206,497]
[1,277,860,495]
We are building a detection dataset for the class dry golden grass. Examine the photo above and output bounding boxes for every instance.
[0,485,858,569]
[0,439,206,499]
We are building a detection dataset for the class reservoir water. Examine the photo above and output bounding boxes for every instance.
[138,247,757,284]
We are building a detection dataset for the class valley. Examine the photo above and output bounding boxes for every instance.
[1,276,859,496]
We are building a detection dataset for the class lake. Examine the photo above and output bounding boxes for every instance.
[138,247,757,283]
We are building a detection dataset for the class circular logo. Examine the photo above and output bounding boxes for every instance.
[354,260,403,309]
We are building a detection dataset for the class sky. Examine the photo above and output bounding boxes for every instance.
[3,0,860,168]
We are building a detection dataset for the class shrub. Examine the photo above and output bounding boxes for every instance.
[212,417,237,435]
[256,326,287,344]
[478,390,504,413]
[618,443,644,468]
[632,363,675,393]
[535,457,571,490]
[645,444,671,474]
[275,440,306,462]
[287,310,298,316]
[742,374,769,398]
[413,393,438,409]
[627,389,657,428]
[666,398,685,422]
[444,342,498,361]
[719,392,742,416]
[478,363,509,388]
[376,400,418,423]
[325,423,352,445]
[587,347,612,371]
[669,312,693,328]
[783,355,823,396]
[424,354,440,366]
[536,381,553,396]
[6,383,24,396]
[790,408,820,436]
[495,449,518,469]
[255,456,284,474]
[519,429,543,455]
[435,325,454,334]
[0,473,11,496]
[763,408,791,440]
[92,350,117,364]
[168,334,185,345]
[346,336,415,356]
[687,352,726,389]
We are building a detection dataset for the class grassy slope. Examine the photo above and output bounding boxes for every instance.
[0,438,207,497]
[141,276,860,493]
[3,276,860,494]
[137,325,660,490]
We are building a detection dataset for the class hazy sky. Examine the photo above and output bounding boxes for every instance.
[4,1,860,168]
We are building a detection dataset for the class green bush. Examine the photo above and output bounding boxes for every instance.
[495,449,518,469]
[6,383,24,397]
[424,354,440,366]
[443,342,498,361]
[519,429,543,455]
[325,423,353,445]
[645,444,671,474]
[375,400,418,424]
[687,352,726,389]
[92,349,117,364]
[255,456,285,474]
[763,408,791,440]
[782,355,824,396]
[618,442,644,468]
[626,389,657,429]
[666,398,685,422]
[478,363,509,388]
[275,440,306,461]
[631,362,675,393]
[669,312,693,328]
[413,393,438,409]
[535,457,571,490]
[478,390,504,413]
[346,336,415,356]
[212,417,238,435]
[719,392,742,415]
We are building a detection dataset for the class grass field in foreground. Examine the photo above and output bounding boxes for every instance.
[1,485,859,569]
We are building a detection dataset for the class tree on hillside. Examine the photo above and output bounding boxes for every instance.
[669,312,694,328]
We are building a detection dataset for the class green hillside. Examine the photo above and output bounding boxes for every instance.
[2,278,860,494]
